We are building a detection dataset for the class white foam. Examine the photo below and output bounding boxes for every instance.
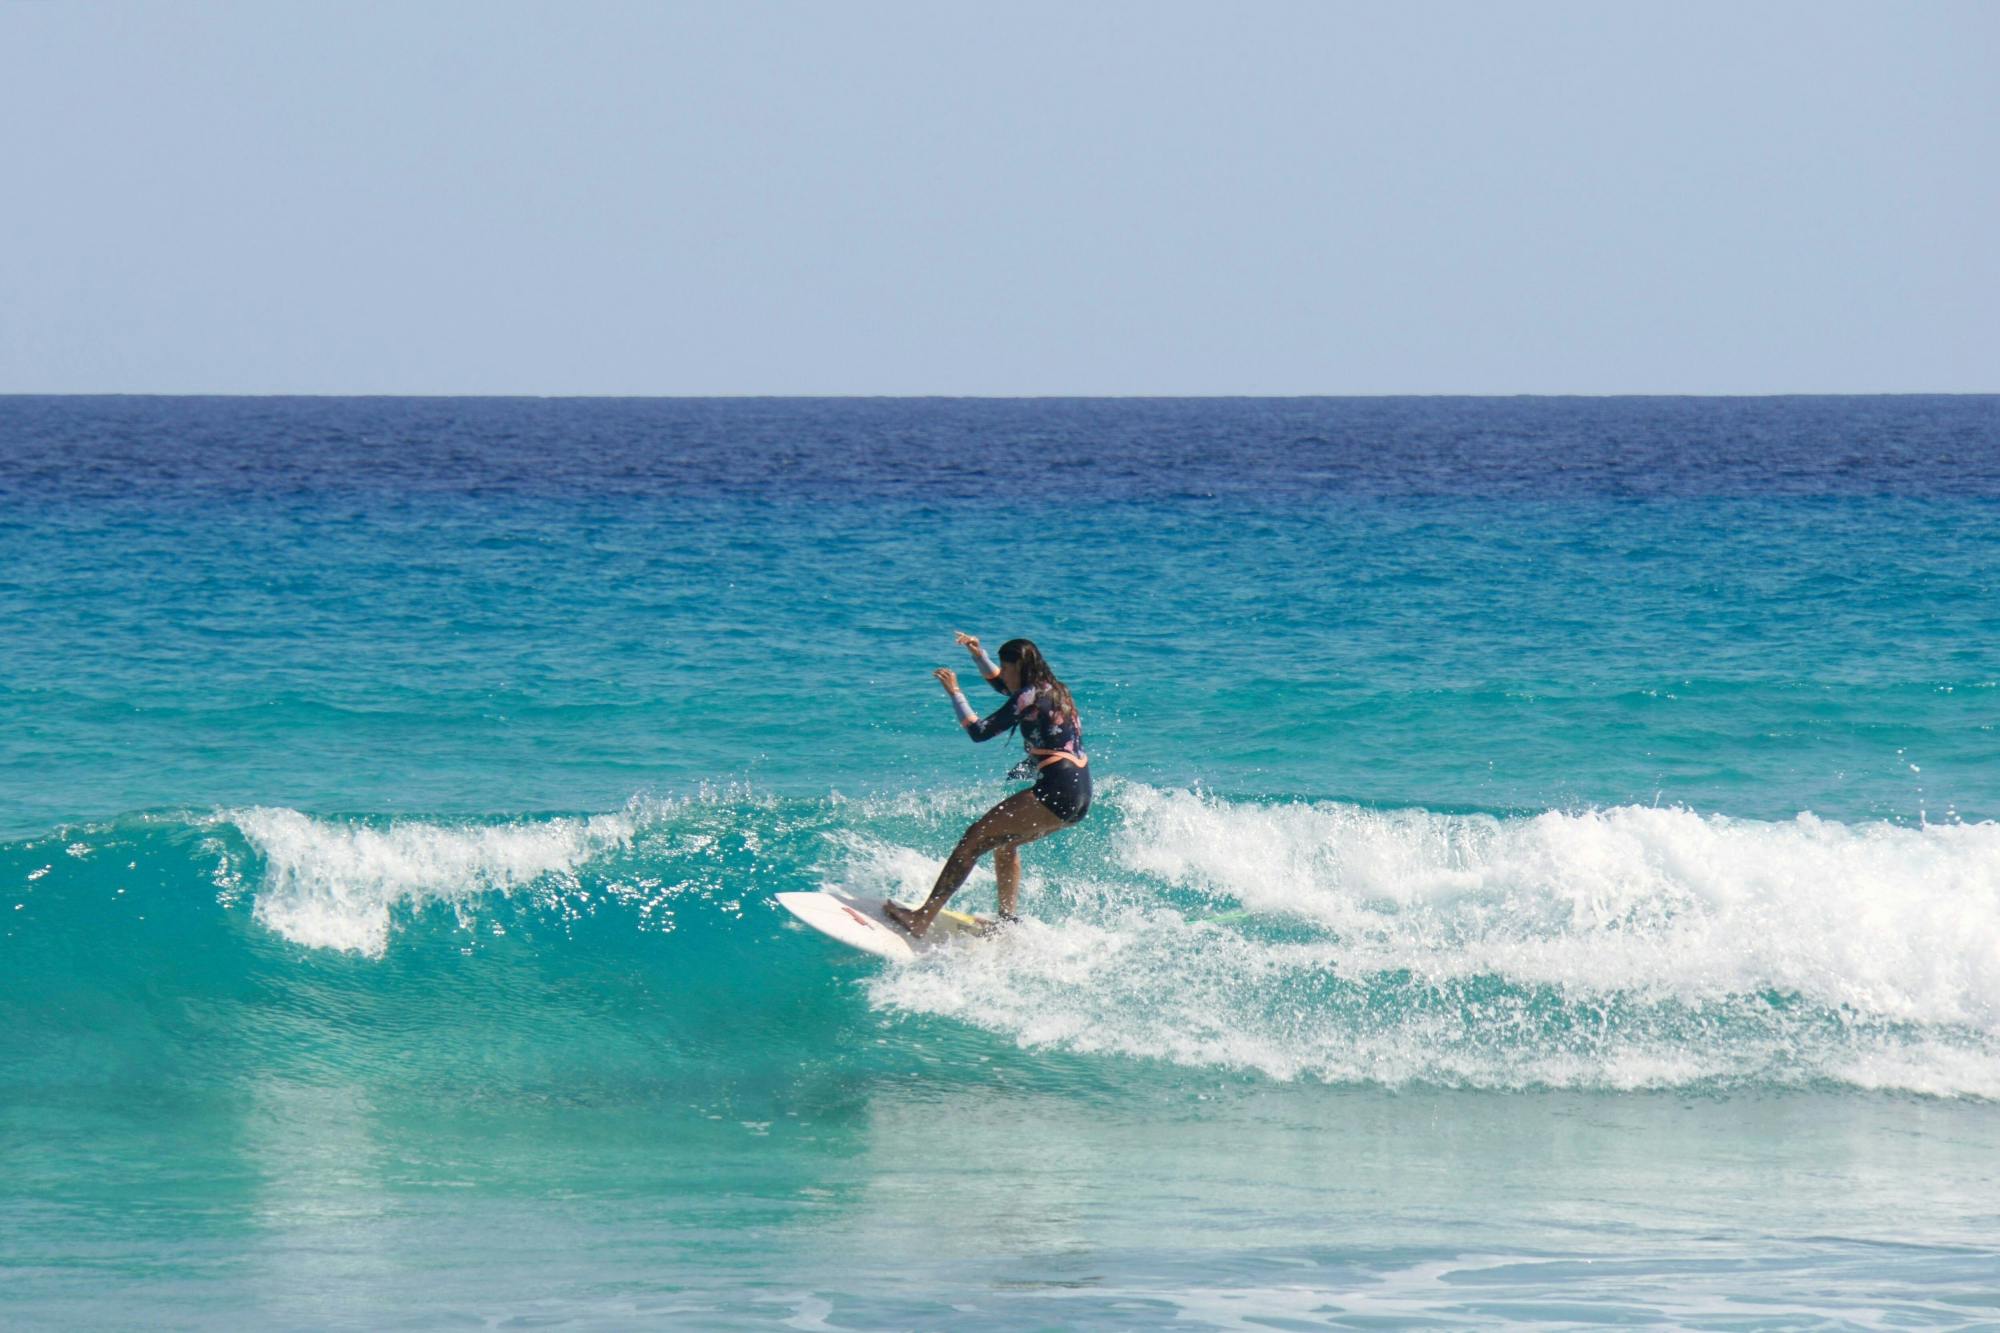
[224,806,639,957]
[819,827,997,905]
[867,784,2000,1094]
[1113,785,2000,1025]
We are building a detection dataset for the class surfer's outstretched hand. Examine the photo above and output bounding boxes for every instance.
[954,630,981,651]
[934,667,960,692]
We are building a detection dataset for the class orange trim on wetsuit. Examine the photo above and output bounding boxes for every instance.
[958,682,1092,823]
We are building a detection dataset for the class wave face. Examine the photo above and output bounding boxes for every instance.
[9,784,1996,1099]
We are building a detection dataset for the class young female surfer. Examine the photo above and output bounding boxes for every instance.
[882,633,1091,938]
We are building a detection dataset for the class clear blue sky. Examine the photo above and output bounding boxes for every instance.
[1,1,1993,394]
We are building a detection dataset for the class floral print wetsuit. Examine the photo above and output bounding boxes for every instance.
[966,670,1091,822]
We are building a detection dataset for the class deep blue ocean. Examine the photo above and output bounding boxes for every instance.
[4,396,1999,1328]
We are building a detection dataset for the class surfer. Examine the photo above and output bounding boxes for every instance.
[884,633,1091,938]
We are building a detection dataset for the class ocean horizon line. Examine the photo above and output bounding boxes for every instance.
[4,389,1996,402]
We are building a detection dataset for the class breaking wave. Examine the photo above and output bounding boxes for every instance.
[9,783,1997,1097]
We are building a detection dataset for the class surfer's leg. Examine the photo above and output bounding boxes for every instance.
[888,790,1064,936]
[993,845,1021,920]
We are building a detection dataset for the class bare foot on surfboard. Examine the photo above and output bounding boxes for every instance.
[881,900,925,937]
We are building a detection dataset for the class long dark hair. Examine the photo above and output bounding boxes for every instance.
[998,638,1077,724]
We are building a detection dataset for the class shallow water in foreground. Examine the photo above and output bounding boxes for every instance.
[15,1077,2000,1328]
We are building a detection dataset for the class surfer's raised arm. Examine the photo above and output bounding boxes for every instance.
[954,630,1007,691]
[932,664,1008,736]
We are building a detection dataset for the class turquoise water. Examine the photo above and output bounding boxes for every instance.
[4,396,1999,1327]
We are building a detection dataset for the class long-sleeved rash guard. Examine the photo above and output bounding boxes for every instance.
[966,659,1084,770]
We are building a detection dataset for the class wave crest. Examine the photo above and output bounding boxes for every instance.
[188,784,2000,1094]
[223,805,640,956]
[866,785,2000,1095]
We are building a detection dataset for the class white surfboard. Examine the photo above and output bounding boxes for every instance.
[776,888,993,962]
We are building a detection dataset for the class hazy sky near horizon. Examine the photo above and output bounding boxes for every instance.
[1,2,1993,395]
